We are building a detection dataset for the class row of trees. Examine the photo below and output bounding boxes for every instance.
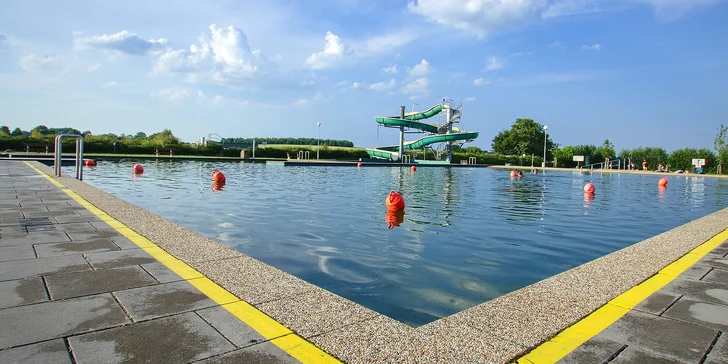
[221,137,354,147]
[490,119,728,173]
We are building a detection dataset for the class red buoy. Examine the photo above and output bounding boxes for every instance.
[212,170,226,184]
[385,191,405,211]
[132,164,144,174]
[385,209,405,229]
[83,159,96,167]
[411,166,416,172]
[357,162,362,168]
[658,178,668,187]
[584,183,595,194]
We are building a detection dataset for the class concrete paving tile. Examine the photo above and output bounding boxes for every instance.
[0,255,91,281]
[256,287,378,338]
[702,267,728,285]
[194,257,319,305]
[108,236,142,250]
[89,221,117,230]
[34,238,120,257]
[678,265,713,280]
[84,249,156,269]
[0,339,71,364]
[0,244,36,262]
[53,215,103,224]
[54,222,99,233]
[705,333,728,364]
[45,266,158,300]
[114,280,217,321]
[23,210,80,218]
[698,256,728,270]
[196,341,299,364]
[69,312,235,364]
[0,277,47,309]
[597,310,717,363]
[66,229,125,241]
[0,231,71,247]
[662,298,728,332]
[610,345,685,364]
[633,291,681,315]
[196,306,267,348]
[0,294,130,349]
[557,336,625,364]
[661,277,728,306]
[141,261,185,283]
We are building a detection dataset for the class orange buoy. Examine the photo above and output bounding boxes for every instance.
[132,164,144,174]
[83,159,96,167]
[411,166,416,172]
[357,162,362,168]
[212,170,226,184]
[584,183,595,194]
[385,209,405,229]
[212,181,225,191]
[385,191,405,211]
[658,178,668,187]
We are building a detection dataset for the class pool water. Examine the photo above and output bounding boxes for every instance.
[71,160,728,326]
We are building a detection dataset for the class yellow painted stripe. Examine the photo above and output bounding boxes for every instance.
[23,162,341,364]
[518,228,728,364]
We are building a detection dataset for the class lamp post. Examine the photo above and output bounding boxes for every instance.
[542,125,548,168]
[317,122,321,160]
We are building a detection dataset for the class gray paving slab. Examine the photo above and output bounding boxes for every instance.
[702,267,728,284]
[677,265,713,280]
[53,222,101,233]
[0,231,71,247]
[84,248,156,269]
[0,277,48,309]
[45,266,159,300]
[0,244,36,262]
[108,235,142,250]
[34,238,120,257]
[662,297,728,332]
[196,306,267,348]
[558,336,625,364]
[0,339,72,364]
[69,312,236,364]
[633,291,682,315]
[54,215,104,224]
[114,280,217,321]
[705,333,728,364]
[660,277,728,306]
[23,210,80,218]
[196,341,300,364]
[0,255,91,281]
[698,255,728,270]
[89,221,117,230]
[141,261,184,283]
[66,229,126,242]
[596,310,717,363]
[610,345,685,364]
[0,294,130,349]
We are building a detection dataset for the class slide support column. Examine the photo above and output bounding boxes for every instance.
[399,106,405,164]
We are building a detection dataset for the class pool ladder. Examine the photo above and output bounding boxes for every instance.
[54,134,84,180]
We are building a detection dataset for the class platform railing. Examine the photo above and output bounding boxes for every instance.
[469,157,477,165]
[54,134,84,180]
[402,154,411,163]
[297,151,311,160]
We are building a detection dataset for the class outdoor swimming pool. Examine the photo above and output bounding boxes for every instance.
[72,160,728,326]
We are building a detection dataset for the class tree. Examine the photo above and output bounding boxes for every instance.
[0,126,10,135]
[668,148,716,173]
[491,118,555,158]
[11,127,23,136]
[553,145,575,167]
[715,124,728,174]
[31,125,49,135]
[134,132,147,139]
[599,139,615,160]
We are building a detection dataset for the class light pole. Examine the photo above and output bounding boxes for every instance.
[317,122,321,160]
[542,125,548,168]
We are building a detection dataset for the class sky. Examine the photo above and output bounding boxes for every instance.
[1,0,727,152]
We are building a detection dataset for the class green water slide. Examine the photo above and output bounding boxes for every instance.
[374,104,445,133]
[366,132,480,159]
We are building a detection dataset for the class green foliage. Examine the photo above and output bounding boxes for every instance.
[619,147,669,170]
[11,127,23,136]
[450,151,542,166]
[599,139,615,159]
[491,118,555,159]
[715,124,728,173]
[667,148,716,172]
[0,126,10,135]
[221,137,354,147]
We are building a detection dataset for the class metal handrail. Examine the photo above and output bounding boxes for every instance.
[468,157,477,165]
[54,134,84,180]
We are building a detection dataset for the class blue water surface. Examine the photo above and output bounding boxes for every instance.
[71,160,728,326]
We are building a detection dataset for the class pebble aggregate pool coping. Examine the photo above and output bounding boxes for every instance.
[2,160,726,363]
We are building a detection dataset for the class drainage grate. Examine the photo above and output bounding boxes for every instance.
[18,217,56,233]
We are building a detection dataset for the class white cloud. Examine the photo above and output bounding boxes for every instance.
[581,43,601,50]
[73,30,168,55]
[409,59,432,77]
[543,0,602,18]
[154,24,271,87]
[473,77,489,86]
[88,64,101,73]
[370,79,396,91]
[402,77,431,100]
[293,92,327,106]
[304,31,348,70]
[548,41,565,49]
[512,51,533,57]
[101,81,117,88]
[18,55,65,73]
[484,56,503,72]
[0,33,8,47]
[363,31,418,54]
[637,0,725,21]
[382,65,398,74]
[464,96,477,102]
[152,88,191,102]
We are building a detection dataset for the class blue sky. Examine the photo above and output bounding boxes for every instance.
[1,0,727,152]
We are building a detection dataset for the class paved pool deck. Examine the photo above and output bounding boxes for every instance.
[1,160,727,363]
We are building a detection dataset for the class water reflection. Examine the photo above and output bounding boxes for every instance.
[386,209,405,229]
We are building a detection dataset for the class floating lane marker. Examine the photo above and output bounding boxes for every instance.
[518,228,728,364]
[24,162,341,364]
